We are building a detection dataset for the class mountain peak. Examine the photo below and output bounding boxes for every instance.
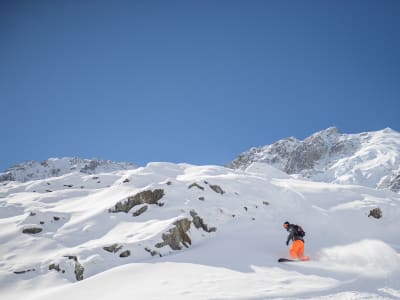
[229,128,400,192]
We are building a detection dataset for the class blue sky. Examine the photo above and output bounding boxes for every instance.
[1,0,399,171]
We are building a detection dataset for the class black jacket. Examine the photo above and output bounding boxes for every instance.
[286,224,304,244]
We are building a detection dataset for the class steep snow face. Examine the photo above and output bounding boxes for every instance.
[228,127,400,191]
[0,157,137,183]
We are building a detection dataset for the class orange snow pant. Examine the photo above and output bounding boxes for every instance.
[290,240,305,259]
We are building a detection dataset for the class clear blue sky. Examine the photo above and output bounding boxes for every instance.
[1,0,399,171]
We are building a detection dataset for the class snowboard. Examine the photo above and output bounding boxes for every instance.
[278,257,310,263]
[278,258,296,262]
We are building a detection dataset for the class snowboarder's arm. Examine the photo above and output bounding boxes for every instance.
[286,228,294,245]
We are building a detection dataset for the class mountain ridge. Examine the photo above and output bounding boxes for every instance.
[0,157,137,183]
[228,127,400,192]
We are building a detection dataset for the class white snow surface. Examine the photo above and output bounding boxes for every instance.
[0,162,399,300]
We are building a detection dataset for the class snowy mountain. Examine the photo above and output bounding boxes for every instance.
[1,161,400,300]
[228,127,400,192]
[0,157,137,183]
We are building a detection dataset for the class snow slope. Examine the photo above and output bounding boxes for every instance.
[228,128,400,192]
[1,161,399,299]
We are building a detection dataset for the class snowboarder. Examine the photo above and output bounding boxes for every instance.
[282,221,309,261]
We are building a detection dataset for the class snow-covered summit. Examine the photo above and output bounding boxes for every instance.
[0,157,137,183]
[228,127,400,192]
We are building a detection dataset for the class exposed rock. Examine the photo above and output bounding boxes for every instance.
[14,268,35,274]
[53,216,60,221]
[188,183,204,190]
[209,184,224,195]
[155,218,192,250]
[82,161,101,173]
[132,205,148,217]
[63,184,73,188]
[145,247,161,257]
[119,250,131,258]
[368,208,382,219]
[198,197,205,201]
[64,255,84,281]
[75,261,84,281]
[284,130,337,174]
[49,263,61,272]
[109,189,165,213]
[263,201,270,206]
[227,137,300,170]
[45,189,52,193]
[190,210,217,233]
[22,227,42,234]
[0,172,13,182]
[103,243,123,253]
[123,178,130,183]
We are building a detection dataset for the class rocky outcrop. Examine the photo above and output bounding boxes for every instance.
[14,268,35,274]
[209,184,224,195]
[109,189,164,213]
[65,256,84,281]
[0,172,13,182]
[284,127,341,174]
[119,250,131,258]
[227,137,300,170]
[188,183,205,190]
[132,205,148,217]
[154,211,216,251]
[155,218,192,250]
[22,227,42,234]
[190,210,216,233]
[145,247,161,257]
[49,263,61,272]
[103,243,123,253]
[368,208,382,219]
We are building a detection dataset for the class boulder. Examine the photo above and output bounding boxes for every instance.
[22,227,42,234]
[190,210,217,233]
[119,250,131,258]
[103,243,123,253]
[368,208,382,219]
[109,189,164,213]
[49,263,61,272]
[155,218,192,250]
[64,255,84,281]
[209,184,224,195]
